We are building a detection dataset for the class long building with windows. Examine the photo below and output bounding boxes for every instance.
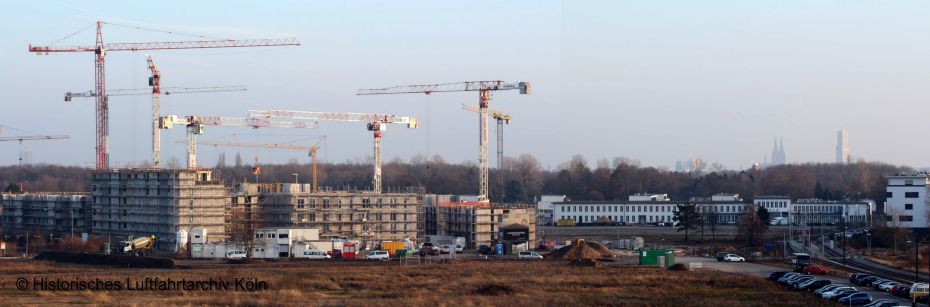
[1,193,90,239]
[552,193,751,226]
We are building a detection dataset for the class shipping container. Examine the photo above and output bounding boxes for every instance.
[639,249,675,268]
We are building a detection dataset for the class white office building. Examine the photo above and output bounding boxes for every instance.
[536,195,565,226]
[792,199,871,226]
[754,196,791,218]
[553,194,750,225]
[885,174,930,229]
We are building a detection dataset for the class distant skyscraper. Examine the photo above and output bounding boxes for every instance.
[836,129,849,164]
[769,138,786,166]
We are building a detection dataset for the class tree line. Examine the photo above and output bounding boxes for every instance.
[0,154,911,204]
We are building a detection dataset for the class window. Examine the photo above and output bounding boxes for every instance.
[906,192,920,198]
[906,204,914,210]
[279,233,288,239]
[900,215,914,222]
[887,192,893,198]
[906,180,914,186]
[269,233,276,238]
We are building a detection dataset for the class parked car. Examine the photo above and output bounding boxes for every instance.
[225,250,247,260]
[838,292,872,305]
[518,251,543,259]
[873,280,895,290]
[723,254,745,262]
[300,249,332,260]
[455,244,464,253]
[822,287,856,300]
[365,250,390,261]
[788,276,816,288]
[440,245,452,254]
[878,282,900,292]
[864,299,898,307]
[814,284,842,295]
[421,246,439,256]
[799,279,831,291]
[478,245,494,255]
[768,271,790,281]
[858,276,879,286]
[850,273,870,284]
[778,273,803,285]
[803,266,828,275]
[715,252,729,262]
[829,289,859,301]
[894,285,911,298]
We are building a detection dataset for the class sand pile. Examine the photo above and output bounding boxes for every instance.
[549,239,614,260]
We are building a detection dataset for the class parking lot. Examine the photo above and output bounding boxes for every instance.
[679,256,922,306]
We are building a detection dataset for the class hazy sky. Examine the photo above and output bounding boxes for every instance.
[2,1,929,170]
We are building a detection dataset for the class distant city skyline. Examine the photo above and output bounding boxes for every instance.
[2,1,929,170]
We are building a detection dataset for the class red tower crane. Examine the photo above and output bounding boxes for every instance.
[29,21,300,170]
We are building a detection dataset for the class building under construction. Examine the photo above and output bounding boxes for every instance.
[420,200,537,249]
[232,183,421,243]
[1,193,90,238]
[91,169,228,250]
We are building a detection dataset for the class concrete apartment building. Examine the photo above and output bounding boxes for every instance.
[1,193,90,239]
[235,183,420,242]
[91,169,228,250]
[420,202,537,249]
[885,173,930,229]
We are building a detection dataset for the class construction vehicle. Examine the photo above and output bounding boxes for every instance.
[358,81,530,201]
[248,110,418,193]
[30,20,299,170]
[121,236,155,256]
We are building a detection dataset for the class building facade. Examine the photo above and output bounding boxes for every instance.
[91,169,228,250]
[885,174,929,229]
[236,183,420,242]
[753,196,791,218]
[420,202,536,249]
[553,194,751,226]
[535,195,565,227]
[1,193,90,239]
[837,129,849,164]
[791,199,870,226]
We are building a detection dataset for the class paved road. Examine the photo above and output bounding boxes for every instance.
[678,256,921,306]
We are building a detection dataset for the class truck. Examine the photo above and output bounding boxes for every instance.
[121,236,155,256]
[381,241,405,256]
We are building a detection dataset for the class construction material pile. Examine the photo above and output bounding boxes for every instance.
[548,239,614,260]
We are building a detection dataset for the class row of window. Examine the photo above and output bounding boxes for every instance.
[887,192,920,198]
[559,204,748,214]
[759,201,787,209]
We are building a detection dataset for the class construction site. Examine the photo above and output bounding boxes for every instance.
[0,20,535,256]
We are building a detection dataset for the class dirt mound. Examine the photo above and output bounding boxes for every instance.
[568,259,605,268]
[475,284,515,296]
[667,263,690,271]
[548,240,613,260]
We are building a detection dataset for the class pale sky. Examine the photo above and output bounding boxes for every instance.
[1,1,929,170]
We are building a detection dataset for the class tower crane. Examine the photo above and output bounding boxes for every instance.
[29,20,299,170]
[463,104,510,204]
[0,125,69,166]
[158,115,317,169]
[248,110,418,193]
[180,136,327,192]
[357,81,530,202]
[65,55,248,168]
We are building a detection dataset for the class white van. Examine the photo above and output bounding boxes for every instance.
[770,217,788,226]
[225,250,246,260]
[300,249,331,260]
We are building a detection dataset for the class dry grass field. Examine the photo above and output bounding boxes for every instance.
[0,259,832,306]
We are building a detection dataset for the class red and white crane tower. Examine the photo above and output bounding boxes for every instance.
[248,110,418,193]
[357,81,529,202]
[66,55,248,168]
[29,21,299,170]
[158,115,317,169]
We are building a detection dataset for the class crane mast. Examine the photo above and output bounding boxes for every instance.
[159,115,317,169]
[357,81,529,202]
[148,55,161,168]
[185,137,326,191]
[29,20,299,170]
[248,110,418,193]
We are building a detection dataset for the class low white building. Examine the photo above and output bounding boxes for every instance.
[252,227,320,258]
[792,199,871,226]
[552,194,750,226]
[754,196,791,218]
[885,174,929,229]
[536,195,565,226]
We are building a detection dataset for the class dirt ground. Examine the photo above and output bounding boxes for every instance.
[0,258,830,306]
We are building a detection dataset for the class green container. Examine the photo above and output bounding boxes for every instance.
[396,249,408,258]
[639,249,675,268]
